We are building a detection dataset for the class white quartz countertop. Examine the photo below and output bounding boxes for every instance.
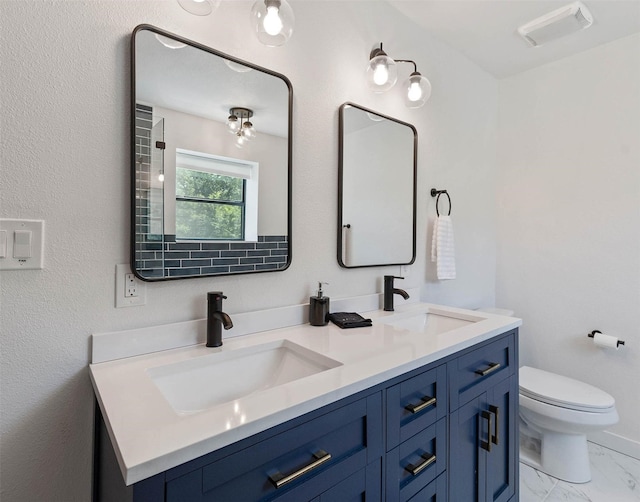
[90,302,521,485]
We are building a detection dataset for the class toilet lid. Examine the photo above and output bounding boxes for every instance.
[519,366,615,412]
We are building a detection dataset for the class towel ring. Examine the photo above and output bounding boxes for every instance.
[431,188,451,217]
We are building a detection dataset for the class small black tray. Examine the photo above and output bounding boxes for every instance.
[328,312,372,329]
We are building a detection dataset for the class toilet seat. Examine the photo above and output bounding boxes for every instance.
[519,366,615,413]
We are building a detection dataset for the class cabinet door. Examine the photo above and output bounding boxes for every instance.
[486,375,518,502]
[448,395,487,502]
[449,376,518,502]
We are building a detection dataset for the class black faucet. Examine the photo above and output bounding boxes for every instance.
[207,291,233,347]
[383,276,410,312]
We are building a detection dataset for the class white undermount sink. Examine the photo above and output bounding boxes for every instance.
[147,340,342,414]
[381,309,484,335]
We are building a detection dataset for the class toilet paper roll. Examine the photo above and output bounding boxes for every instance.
[592,332,620,350]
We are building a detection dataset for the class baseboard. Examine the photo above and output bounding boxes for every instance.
[589,431,640,460]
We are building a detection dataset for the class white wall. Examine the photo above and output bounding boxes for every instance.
[496,34,640,449]
[0,1,498,499]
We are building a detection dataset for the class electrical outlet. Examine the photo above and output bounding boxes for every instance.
[115,264,146,308]
[125,273,138,297]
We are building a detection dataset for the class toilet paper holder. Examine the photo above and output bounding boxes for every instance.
[588,330,625,347]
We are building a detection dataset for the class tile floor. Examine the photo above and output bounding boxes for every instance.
[520,443,640,501]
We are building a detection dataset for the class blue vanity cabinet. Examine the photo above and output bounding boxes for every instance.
[448,331,519,502]
[95,329,519,502]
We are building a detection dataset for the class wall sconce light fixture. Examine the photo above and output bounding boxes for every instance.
[366,43,432,108]
[250,0,295,47]
[227,107,256,148]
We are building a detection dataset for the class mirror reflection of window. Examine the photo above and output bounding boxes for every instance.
[174,150,259,241]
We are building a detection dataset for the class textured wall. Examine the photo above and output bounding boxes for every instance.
[0,1,498,499]
[496,34,640,447]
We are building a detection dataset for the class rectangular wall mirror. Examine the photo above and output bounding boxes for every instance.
[131,25,292,280]
[338,103,417,268]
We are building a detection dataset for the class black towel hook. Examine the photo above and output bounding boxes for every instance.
[431,188,451,217]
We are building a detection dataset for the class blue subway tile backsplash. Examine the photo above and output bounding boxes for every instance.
[135,235,289,277]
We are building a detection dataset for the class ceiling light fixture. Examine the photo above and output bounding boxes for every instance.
[250,0,295,47]
[366,43,432,108]
[227,107,256,148]
[517,1,594,47]
[177,0,221,16]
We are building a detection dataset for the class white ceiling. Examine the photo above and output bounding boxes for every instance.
[136,29,290,137]
[387,0,640,78]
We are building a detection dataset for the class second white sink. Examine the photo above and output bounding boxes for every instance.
[382,310,483,335]
[148,340,342,414]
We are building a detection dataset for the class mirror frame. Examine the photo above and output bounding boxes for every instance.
[337,102,417,268]
[130,24,293,281]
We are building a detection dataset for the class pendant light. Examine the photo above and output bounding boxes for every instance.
[250,0,295,47]
[227,108,256,148]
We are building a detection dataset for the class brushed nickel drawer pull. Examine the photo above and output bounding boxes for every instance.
[475,362,501,377]
[268,450,332,489]
[480,410,492,452]
[405,452,436,476]
[405,396,436,414]
[489,405,499,445]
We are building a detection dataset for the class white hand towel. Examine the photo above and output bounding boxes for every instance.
[431,215,456,280]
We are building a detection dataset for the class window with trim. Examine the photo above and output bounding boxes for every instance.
[175,149,259,241]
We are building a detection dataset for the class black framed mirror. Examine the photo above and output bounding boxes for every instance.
[131,25,292,280]
[338,103,417,268]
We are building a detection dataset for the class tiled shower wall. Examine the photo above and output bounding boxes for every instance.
[134,103,154,244]
[136,235,289,278]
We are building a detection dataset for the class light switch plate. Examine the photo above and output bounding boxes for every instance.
[0,219,44,270]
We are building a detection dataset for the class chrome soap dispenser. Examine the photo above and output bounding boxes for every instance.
[309,282,330,326]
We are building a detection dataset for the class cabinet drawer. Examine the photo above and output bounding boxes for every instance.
[386,364,447,450]
[407,472,447,502]
[166,394,381,502]
[448,332,515,409]
[386,417,447,502]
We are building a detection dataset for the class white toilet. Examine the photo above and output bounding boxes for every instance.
[519,365,619,483]
[476,308,619,484]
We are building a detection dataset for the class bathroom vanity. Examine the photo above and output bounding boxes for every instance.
[91,301,520,501]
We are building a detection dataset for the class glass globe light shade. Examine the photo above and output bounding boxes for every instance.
[242,121,256,140]
[177,0,221,16]
[404,72,432,108]
[366,54,397,93]
[251,0,295,47]
[227,114,239,134]
[235,133,246,148]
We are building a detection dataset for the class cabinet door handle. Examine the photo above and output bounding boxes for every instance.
[268,450,332,489]
[405,396,436,414]
[489,405,499,446]
[480,410,492,452]
[475,362,501,377]
[405,452,436,476]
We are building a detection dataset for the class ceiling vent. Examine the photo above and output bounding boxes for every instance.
[517,1,594,47]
